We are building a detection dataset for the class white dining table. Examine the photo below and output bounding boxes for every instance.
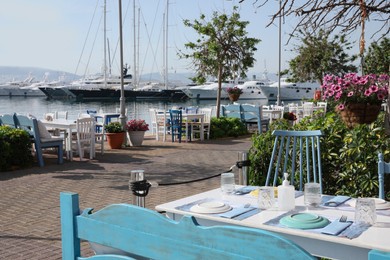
[182,113,205,141]
[262,109,283,123]
[41,119,77,160]
[156,187,390,260]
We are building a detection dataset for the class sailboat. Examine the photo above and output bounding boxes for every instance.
[125,0,187,101]
[40,0,134,101]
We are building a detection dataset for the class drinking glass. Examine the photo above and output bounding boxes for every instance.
[355,198,376,225]
[220,172,235,194]
[304,182,321,208]
[257,186,275,209]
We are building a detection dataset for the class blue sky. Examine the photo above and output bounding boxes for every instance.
[0,0,383,80]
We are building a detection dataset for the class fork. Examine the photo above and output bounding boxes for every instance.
[339,215,348,222]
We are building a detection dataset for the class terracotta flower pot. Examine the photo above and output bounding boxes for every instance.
[106,132,125,149]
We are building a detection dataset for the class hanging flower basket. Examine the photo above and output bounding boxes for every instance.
[227,86,243,102]
[339,103,381,128]
[228,93,240,102]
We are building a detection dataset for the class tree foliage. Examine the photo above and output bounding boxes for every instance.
[179,7,260,117]
[286,29,357,84]
[364,37,390,74]
[246,1,389,42]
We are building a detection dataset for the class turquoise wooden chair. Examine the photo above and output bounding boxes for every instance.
[169,109,186,143]
[0,113,17,127]
[241,103,270,133]
[14,114,63,167]
[378,153,390,200]
[60,192,315,260]
[266,130,323,192]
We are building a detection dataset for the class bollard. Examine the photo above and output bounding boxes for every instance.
[129,169,146,207]
[238,151,248,185]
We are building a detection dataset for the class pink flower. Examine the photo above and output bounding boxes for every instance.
[337,104,345,111]
[369,85,379,93]
[364,89,372,96]
[321,72,389,106]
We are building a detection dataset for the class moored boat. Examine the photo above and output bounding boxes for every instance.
[182,80,243,100]
[0,74,43,97]
[260,78,320,101]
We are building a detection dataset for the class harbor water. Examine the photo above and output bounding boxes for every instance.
[0,96,269,129]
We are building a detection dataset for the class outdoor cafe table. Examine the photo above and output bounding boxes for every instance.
[155,187,390,260]
[262,109,283,123]
[182,113,205,141]
[41,119,76,160]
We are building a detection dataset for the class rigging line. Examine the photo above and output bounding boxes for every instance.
[137,11,157,81]
[136,1,162,81]
[74,0,100,79]
[84,9,104,77]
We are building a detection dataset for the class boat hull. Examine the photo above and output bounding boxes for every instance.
[260,84,319,101]
[39,87,76,100]
[0,88,45,97]
[66,88,187,101]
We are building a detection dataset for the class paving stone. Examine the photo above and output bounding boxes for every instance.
[0,135,252,259]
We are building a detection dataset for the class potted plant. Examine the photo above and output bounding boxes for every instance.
[322,73,389,128]
[226,86,243,102]
[126,119,149,146]
[283,112,297,126]
[104,121,125,149]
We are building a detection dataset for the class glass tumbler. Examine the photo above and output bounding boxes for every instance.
[304,182,322,208]
[220,172,235,194]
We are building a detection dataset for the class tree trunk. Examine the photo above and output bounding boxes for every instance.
[215,66,223,119]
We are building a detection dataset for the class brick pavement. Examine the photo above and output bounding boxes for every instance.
[0,134,252,259]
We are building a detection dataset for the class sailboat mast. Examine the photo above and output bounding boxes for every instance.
[133,0,137,89]
[164,0,169,90]
[103,0,107,88]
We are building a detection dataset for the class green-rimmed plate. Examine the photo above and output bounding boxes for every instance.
[280,213,330,229]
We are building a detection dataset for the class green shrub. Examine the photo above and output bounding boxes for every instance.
[0,126,33,171]
[248,112,390,199]
[210,117,248,139]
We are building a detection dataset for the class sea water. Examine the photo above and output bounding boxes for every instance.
[0,96,268,131]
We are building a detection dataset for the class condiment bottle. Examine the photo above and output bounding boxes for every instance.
[277,172,295,211]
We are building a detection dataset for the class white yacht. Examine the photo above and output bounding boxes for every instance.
[0,74,43,97]
[260,78,320,101]
[182,80,244,100]
[229,80,272,100]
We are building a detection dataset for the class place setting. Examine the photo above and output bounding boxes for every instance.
[262,182,378,239]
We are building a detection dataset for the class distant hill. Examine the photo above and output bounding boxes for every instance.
[0,66,80,83]
[0,66,277,85]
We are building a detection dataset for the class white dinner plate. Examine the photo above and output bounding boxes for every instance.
[190,201,232,214]
[348,198,390,210]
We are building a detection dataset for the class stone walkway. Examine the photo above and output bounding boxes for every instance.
[0,135,252,259]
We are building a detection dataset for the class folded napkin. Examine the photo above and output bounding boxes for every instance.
[323,195,351,207]
[219,206,257,219]
[321,221,352,236]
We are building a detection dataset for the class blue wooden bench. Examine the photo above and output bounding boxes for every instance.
[60,192,315,260]
[220,103,269,133]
